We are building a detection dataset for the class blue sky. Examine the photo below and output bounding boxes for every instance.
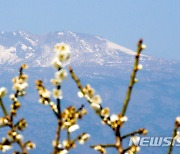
[0,0,180,60]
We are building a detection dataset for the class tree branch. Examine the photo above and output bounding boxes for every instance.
[121,39,144,116]
[0,98,8,116]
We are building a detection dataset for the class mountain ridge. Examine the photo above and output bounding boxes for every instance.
[0,31,179,81]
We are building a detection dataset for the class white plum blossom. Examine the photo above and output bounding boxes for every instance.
[0,87,7,98]
[51,58,62,69]
[137,64,143,70]
[53,89,63,99]
[91,103,100,111]
[175,131,180,143]
[77,91,83,98]
[55,69,67,81]
[68,124,79,133]
[91,95,102,104]
[110,114,118,122]
[176,117,180,125]
[120,116,128,122]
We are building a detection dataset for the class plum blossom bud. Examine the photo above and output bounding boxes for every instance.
[9,94,18,102]
[0,87,7,98]
[59,149,68,154]
[26,141,36,150]
[91,103,100,111]
[41,90,51,98]
[58,52,70,62]
[78,133,90,144]
[77,91,84,98]
[16,134,23,140]
[1,144,12,152]
[175,131,180,143]
[141,44,147,50]
[21,64,28,69]
[93,145,106,153]
[134,78,138,83]
[176,117,180,125]
[120,116,128,122]
[51,58,62,69]
[50,78,61,86]
[110,114,118,122]
[137,64,143,70]
[68,124,79,132]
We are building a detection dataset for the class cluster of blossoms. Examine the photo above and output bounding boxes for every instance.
[51,43,70,100]
[69,40,148,154]
[0,64,35,153]
[36,43,90,154]
[36,80,51,106]
[0,130,35,153]
[70,70,129,131]
[51,105,90,153]
[7,129,23,142]
[78,84,102,111]
[52,132,90,154]
[36,43,70,105]
[60,132,90,151]
[9,94,21,116]
[36,43,70,110]
[80,83,129,129]
[12,64,28,96]
[0,138,12,152]
[61,105,87,131]
[55,105,90,151]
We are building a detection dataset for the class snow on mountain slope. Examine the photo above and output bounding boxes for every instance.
[0,45,21,64]
[106,41,136,56]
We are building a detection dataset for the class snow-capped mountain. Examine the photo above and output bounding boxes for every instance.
[0,31,142,67]
[0,31,179,79]
[0,31,139,67]
[0,31,180,154]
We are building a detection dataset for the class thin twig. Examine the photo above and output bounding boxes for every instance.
[17,140,27,154]
[0,124,6,128]
[0,98,8,116]
[10,90,19,125]
[53,119,62,154]
[122,128,146,139]
[115,126,123,153]
[53,68,63,154]
[67,131,71,142]
[121,39,144,116]
[168,121,179,154]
